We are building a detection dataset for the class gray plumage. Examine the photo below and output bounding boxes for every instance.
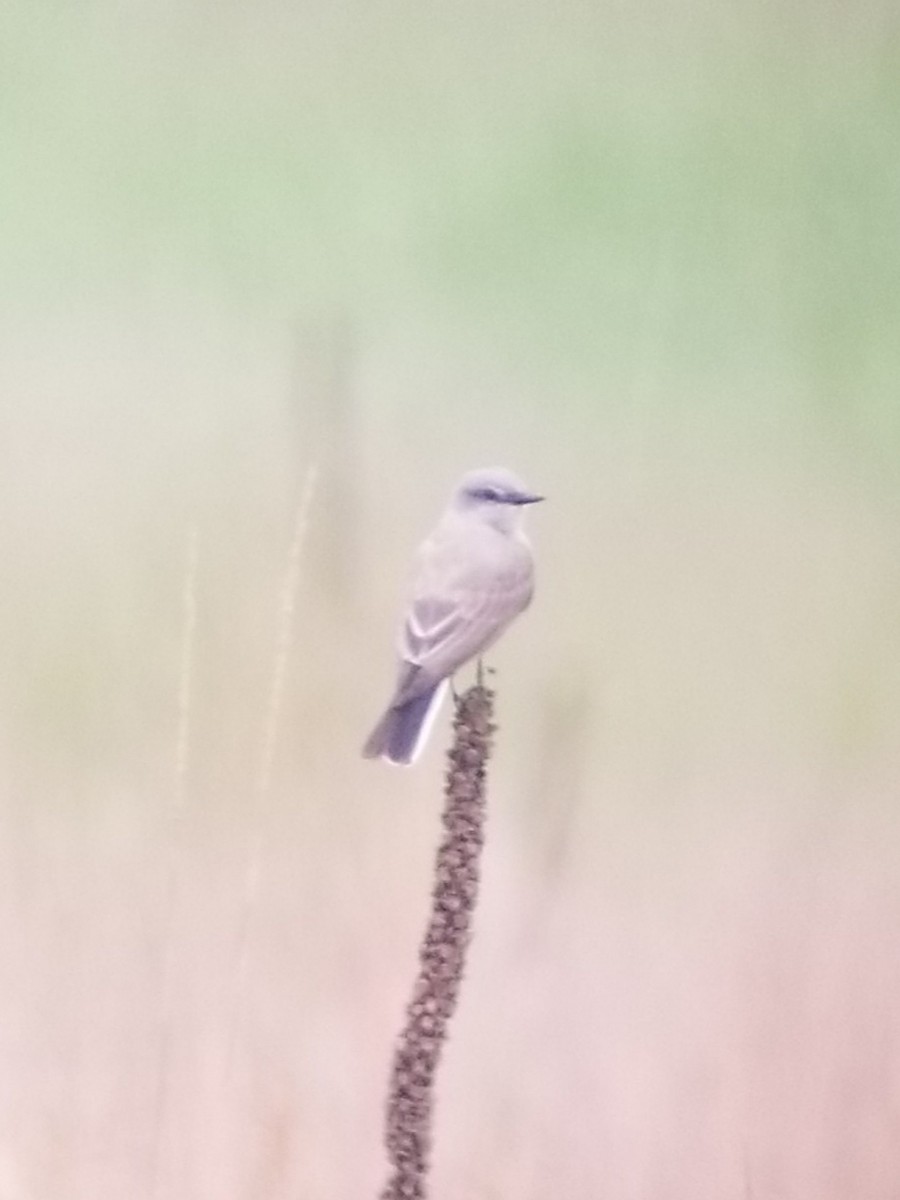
[363,467,542,765]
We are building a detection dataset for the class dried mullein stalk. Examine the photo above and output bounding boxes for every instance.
[379,682,496,1200]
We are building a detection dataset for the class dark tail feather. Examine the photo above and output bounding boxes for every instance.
[362,681,447,765]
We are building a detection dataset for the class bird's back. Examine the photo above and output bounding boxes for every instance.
[413,510,533,599]
[393,512,534,690]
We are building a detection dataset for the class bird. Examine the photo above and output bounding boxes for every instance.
[362,466,543,765]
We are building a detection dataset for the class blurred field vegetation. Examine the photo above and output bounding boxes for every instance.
[1,1,899,1197]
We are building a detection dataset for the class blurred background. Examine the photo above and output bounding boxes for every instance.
[2,2,900,1196]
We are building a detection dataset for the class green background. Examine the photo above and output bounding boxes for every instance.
[2,3,899,1196]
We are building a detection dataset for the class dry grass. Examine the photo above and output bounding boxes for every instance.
[0,380,897,1198]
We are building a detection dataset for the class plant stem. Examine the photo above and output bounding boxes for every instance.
[380,683,495,1200]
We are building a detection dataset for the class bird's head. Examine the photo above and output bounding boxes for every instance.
[451,467,544,534]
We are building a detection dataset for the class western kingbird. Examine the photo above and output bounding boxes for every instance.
[363,467,543,765]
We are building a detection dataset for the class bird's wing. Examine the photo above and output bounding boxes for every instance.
[392,530,534,704]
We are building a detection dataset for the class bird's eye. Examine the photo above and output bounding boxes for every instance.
[473,487,500,502]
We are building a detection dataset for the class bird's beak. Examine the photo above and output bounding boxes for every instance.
[511,492,545,505]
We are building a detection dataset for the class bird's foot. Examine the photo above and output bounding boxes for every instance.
[476,659,496,689]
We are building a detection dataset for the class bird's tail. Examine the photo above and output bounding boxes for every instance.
[362,680,448,765]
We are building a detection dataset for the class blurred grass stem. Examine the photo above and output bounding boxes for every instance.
[227,465,317,1077]
[149,523,198,1198]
